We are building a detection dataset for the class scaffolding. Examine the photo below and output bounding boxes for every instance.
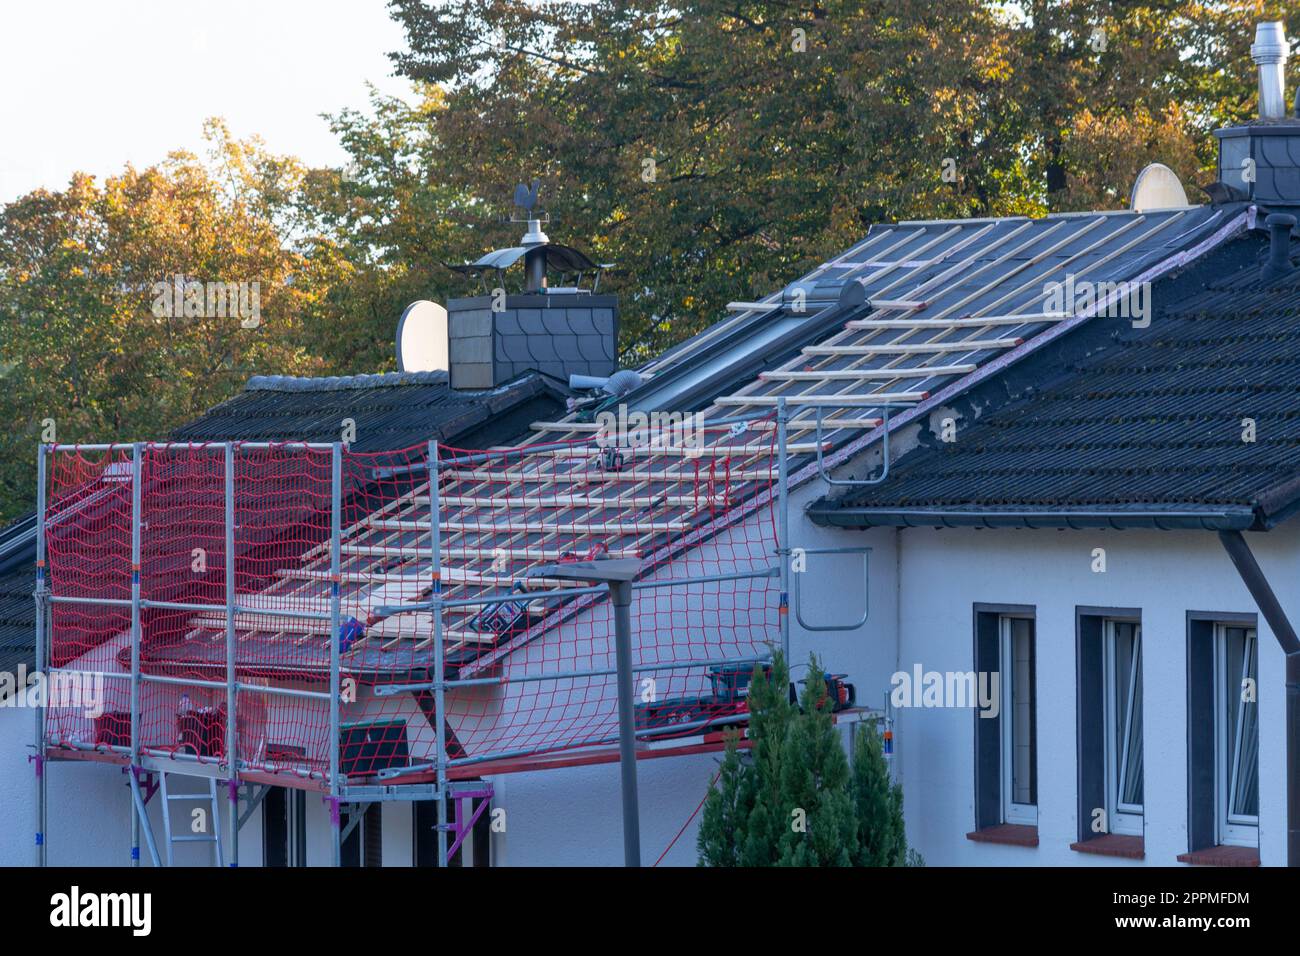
[32,399,884,867]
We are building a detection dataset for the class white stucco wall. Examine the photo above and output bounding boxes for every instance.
[888,523,1294,867]
[0,699,263,867]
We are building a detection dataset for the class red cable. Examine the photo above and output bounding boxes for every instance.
[652,766,721,867]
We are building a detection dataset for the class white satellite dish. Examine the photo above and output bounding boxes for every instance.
[395,300,448,373]
[1130,163,1190,212]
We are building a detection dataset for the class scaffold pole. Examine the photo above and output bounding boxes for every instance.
[33,442,47,866]
[129,442,143,866]
[428,439,448,866]
[612,579,640,866]
[329,442,343,867]
[777,397,791,659]
[224,442,239,866]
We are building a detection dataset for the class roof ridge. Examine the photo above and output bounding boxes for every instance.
[244,370,450,392]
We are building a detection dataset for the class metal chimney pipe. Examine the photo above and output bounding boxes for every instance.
[521,218,549,293]
[1251,22,1290,121]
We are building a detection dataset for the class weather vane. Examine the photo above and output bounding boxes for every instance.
[511,179,547,223]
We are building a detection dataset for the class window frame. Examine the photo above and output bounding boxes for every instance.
[1214,624,1259,848]
[1103,620,1143,836]
[999,614,1038,827]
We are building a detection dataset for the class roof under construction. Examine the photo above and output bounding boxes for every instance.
[808,231,1300,531]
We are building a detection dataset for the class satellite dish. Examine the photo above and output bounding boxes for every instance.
[395,300,448,373]
[1130,163,1190,212]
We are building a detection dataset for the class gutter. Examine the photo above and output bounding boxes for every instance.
[808,506,1258,532]
[1216,530,1300,867]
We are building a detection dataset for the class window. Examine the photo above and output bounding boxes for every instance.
[973,605,1036,837]
[342,804,383,867]
[415,796,493,867]
[1215,625,1258,847]
[1000,616,1037,825]
[1105,621,1144,835]
[1186,613,1259,858]
[262,787,307,867]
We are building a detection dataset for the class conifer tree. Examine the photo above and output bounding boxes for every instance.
[850,718,912,866]
[776,661,857,866]
[700,650,886,867]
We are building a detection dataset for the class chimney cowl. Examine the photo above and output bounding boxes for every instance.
[1251,21,1291,122]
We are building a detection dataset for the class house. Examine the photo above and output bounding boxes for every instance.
[8,20,1299,869]
[809,229,1300,866]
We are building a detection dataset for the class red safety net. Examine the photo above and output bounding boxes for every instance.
[41,416,781,786]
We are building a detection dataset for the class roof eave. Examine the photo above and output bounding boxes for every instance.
[806,506,1260,532]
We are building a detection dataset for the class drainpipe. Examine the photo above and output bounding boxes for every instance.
[1217,530,1300,866]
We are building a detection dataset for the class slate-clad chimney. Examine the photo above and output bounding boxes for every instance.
[1214,22,1300,211]
[445,188,617,390]
[446,290,618,390]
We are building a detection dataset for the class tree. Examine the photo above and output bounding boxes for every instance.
[388,1,1292,362]
[698,650,915,866]
[695,735,754,867]
[292,84,493,372]
[851,717,909,866]
[388,0,1035,363]
[0,123,348,521]
[775,663,857,866]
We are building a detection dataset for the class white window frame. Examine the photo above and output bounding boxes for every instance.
[1215,625,1259,848]
[1103,621,1143,836]
[1000,615,1037,826]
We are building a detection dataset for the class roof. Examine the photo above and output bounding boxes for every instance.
[2,371,567,673]
[172,370,565,451]
[625,205,1238,420]
[808,231,1300,531]
[0,567,34,676]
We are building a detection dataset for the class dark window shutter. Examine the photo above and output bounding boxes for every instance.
[1076,614,1105,842]
[974,610,1002,829]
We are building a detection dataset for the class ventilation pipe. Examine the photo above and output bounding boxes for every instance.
[1264,213,1296,282]
[1251,22,1291,122]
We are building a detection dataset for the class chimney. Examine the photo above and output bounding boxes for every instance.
[1213,23,1300,211]
[446,288,618,390]
[1252,22,1290,122]
[445,189,617,390]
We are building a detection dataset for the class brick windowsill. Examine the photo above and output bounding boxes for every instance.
[1176,845,1260,867]
[966,824,1039,847]
[1070,834,1145,859]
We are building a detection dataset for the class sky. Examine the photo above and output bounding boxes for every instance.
[0,0,413,202]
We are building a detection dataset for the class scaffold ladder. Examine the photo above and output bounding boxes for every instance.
[159,773,224,867]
